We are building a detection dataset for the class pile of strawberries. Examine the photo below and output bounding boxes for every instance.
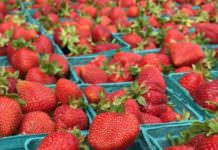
[0,0,218,150]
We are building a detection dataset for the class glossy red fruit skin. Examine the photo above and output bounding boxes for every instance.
[109,7,126,22]
[164,145,194,150]
[54,105,88,130]
[17,80,56,113]
[80,64,108,84]
[192,80,218,111]
[179,72,205,95]
[25,67,57,84]
[197,135,218,150]
[144,104,168,117]
[83,85,105,104]
[0,97,22,137]
[19,111,55,134]
[89,55,108,68]
[187,134,206,148]
[88,112,139,150]
[55,78,82,104]
[127,6,139,18]
[32,35,53,54]
[140,112,162,124]
[92,25,112,42]
[122,33,142,48]
[106,89,126,102]
[124,99,141,121]
[37,131,79,150]
[174,66,192,73]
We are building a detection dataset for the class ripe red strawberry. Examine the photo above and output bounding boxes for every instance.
[25,67,57,84]
[19,111,55,134]
[54,105,88,130]
[143,87,167,105]
[164,145,194,150]
[122,33,142,48]
[149,15,161,28]
[160,107,178,122]
[11,48,39,73]
[83,85,105,104]
[192,80,218,111]
[124,99,141,121]
[127,6,139,18]
[169,42,204,67]
[106,89,126,102]
[197,135,218,150]
[12,27,38,41]
[89,55,108,68]
[32,35,53,54]
[119,0,135,7]
[174,66,192,73]
[92,25,111,42]
[139,53,162,71]
[140,112,162,124]
[55,78,82,104]
[0,2,6,15]
[187,134,206,148]
[88,112,139,150]
[0,96,22,137]
[37,131,79,150]
[179,72,205,95]
[144,104,168,117]
[49,54,69,76]
[137,65,166,90]
[80,64,108,84]
[109,7,126,22]
[81,5,97,18]
[16,80,56,113]
[92,43,121,53]
[202,2,215,14]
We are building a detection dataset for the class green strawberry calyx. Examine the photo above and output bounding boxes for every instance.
[0,30,12,47]
[39,54,63,77]
[11,38,35,50]
[59,2,71,17]
[169,113,218,146]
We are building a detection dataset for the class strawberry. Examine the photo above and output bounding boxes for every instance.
[11,48,39,73]
[160,107,178,122]
[16,80,56,113]
[37,131,79,150]
[49,54,69,76]
[106,89,126,102]
[92,43,121,53]
[25,67,57,84]
[169,42,204,67]
[81,5,97,18]
[124,99,141,121]
[143,87,167,105]
[109,7,126,22]
[55,78,82,104]
[88,112,139,150]
[192,80,218,111]
[54,105,88,130]
[197,135,218,150]
[19,111,55,134]
[140,112,162,124]
[187,134,206,148]
[149,15,161,28]
[139,53,162,71]
[92,25,111,42]
[174,66,192,73]
[12,27,37,41]
[119,0,135,8]
[179,72,205,95]
[32,35,53,54]
[83,85,105,104]
[137,65,166,90]
[144,104,168,117]
[80,64,108,84]
[89,55,108,68]
[122,33,142,48]
[127,6,139,18]
[0,96,22,137]
[164,145,194,150]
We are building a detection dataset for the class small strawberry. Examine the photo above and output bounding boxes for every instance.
[92,43,121,53]
[80,64,108,84]
[122,33,142,48]
[88,112,139,150]
[19,111,55,134]
[92,25,111,42]
[32,35,53,54]
[55,78,82,104]
[54,105,88,130]
[109,7,126,22]
[124,99,141,121]
[37,131,79,150]
[174,66,192,73]
[140,112,162,124]
[83,85,105,104]
[160,107,179,122]
[16,80,56,113]
[144,104,168,117]
[127,6,139,18]
[0,96,22,137]
[106,89,126,102]
[89,55,108,68]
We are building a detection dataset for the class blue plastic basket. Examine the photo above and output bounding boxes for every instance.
[168,71,218,118]
[24,131,148,150]
[142,122,192,150]
[80,81,208,127]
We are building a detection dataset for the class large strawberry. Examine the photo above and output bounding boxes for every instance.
[92,25,112,42]
[37,131,79,150]
[32,35,53,54]
[19,111,55,134]
[54,105,88,130]
[169,42,204,67]
[0,96,22,137]
[88,112,139,150]
[16,80,56,112]
[80,64,108,84]
[192,80,218,111]
[55,78,82,104]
